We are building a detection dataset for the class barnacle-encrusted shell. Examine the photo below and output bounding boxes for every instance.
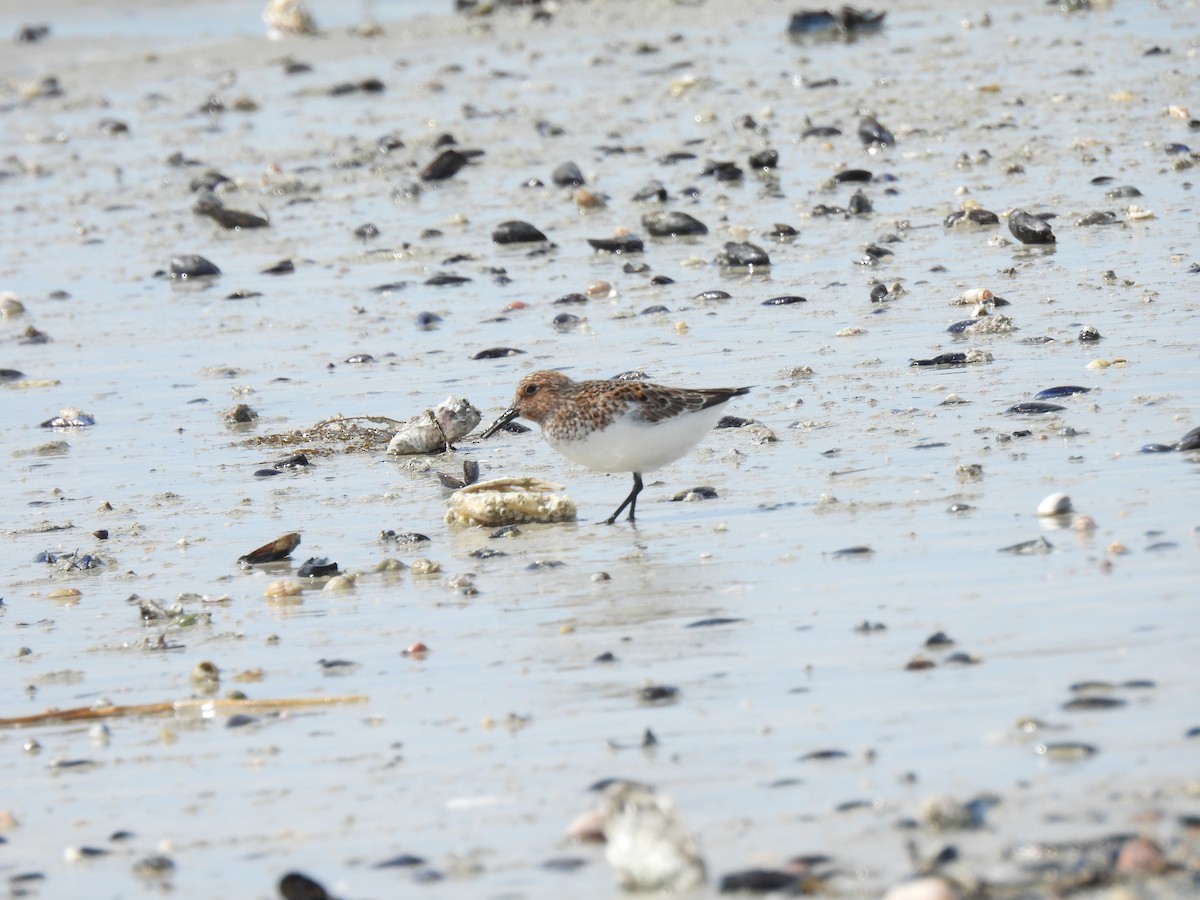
[445,477,576,526]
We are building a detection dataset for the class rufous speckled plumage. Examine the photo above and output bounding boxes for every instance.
[480,371,750,523]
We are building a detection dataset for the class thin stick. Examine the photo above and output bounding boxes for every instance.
[0,694,368,728]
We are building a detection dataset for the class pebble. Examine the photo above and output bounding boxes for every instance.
[420,148,468,181]
[492,220,547,244]
[168,255,221,279]
[641,210,708,237]
[715,241,770,268]
[1008,209,1056,244]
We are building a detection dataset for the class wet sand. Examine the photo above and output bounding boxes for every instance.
[2,0,1199,897]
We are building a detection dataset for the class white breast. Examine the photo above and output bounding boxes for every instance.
[546,403,729,473]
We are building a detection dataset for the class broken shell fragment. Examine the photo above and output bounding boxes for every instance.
[387,396,482,455]
[445,477,576,526]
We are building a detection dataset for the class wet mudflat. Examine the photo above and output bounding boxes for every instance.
[2,0,1199,897]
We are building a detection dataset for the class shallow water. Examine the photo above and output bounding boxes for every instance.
[2,0,1199,897]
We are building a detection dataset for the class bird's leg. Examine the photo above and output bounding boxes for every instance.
[605,472,644,525]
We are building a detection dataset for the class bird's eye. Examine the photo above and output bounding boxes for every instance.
[523,384,539,396]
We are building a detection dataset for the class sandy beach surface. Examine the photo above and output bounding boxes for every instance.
[2,0,1199,897]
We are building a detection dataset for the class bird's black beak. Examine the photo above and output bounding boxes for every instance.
[479,406,519,439]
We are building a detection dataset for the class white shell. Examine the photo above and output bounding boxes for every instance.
[1037,492,1073,517]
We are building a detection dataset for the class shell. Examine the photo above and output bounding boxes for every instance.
[387,396,481,455]
[445,477,576,526]
[1036,493,1073,517]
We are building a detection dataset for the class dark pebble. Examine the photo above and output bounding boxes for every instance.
[925,631,954,647]
[425,273,471,286]
[370,281,408,294]
[415,311,442,329]
[848,190,872,214]
[1035,385,1090,399]
[472,347,525,360]
[1104,184,1142,199]
[762,295,807,306]
[552,161,585,186]
[345,353,374,364]
[1007,402,1066,415]
[169,254,221,279]
[789,6,885,36]
[1075,210,1120,226]
[718,869,798,893]
[999,537,1053,554]
[1063,697,1127,711]
[492,220,548,244]
[802,124,841,138]
[553,313,583,330]
[639,685,680,704]
[254,468,281,478]
[274,453,310,469]
[641,305,669,315]
[717,415,749,428]
[748,149,778,169]
[659,151,698,164]
[686,617,745,628]
[945,208,999,227]
[0,369,25,381]
[554,293,588,305]
[716,241,769,268]
[374,853,426,869]
[329,77,384,95]
[279,871,331,900]
[701,160,743,181]
[696,290,732,301]
[641,210,708,237]
[832,168,872,183]
[858,115,895,147]
[831,546,873,557]
[298,557,339,578]
[189,170,233,192]
[1008,209,1056,244]
[94,529,109,540]
[1140,443,1176,454]
[911,353,969,367]
[380,531,430,544]
[226,714,258,728]
[768,223,798,239]
[226,290,262,300]
[650,275,675,285]
[527,560,566,570]
[377,133,404,152]
[194,194,269,229]
[469,548,506,559]
[421,149,468,181]
[587,235,643,254]
[594,651,617,663]
[800,749,849,761]
[632,181,669,202]
[1176,425,1200,450]
[261,258,295,275]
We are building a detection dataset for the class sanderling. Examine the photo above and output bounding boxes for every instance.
[480,370,750,524]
